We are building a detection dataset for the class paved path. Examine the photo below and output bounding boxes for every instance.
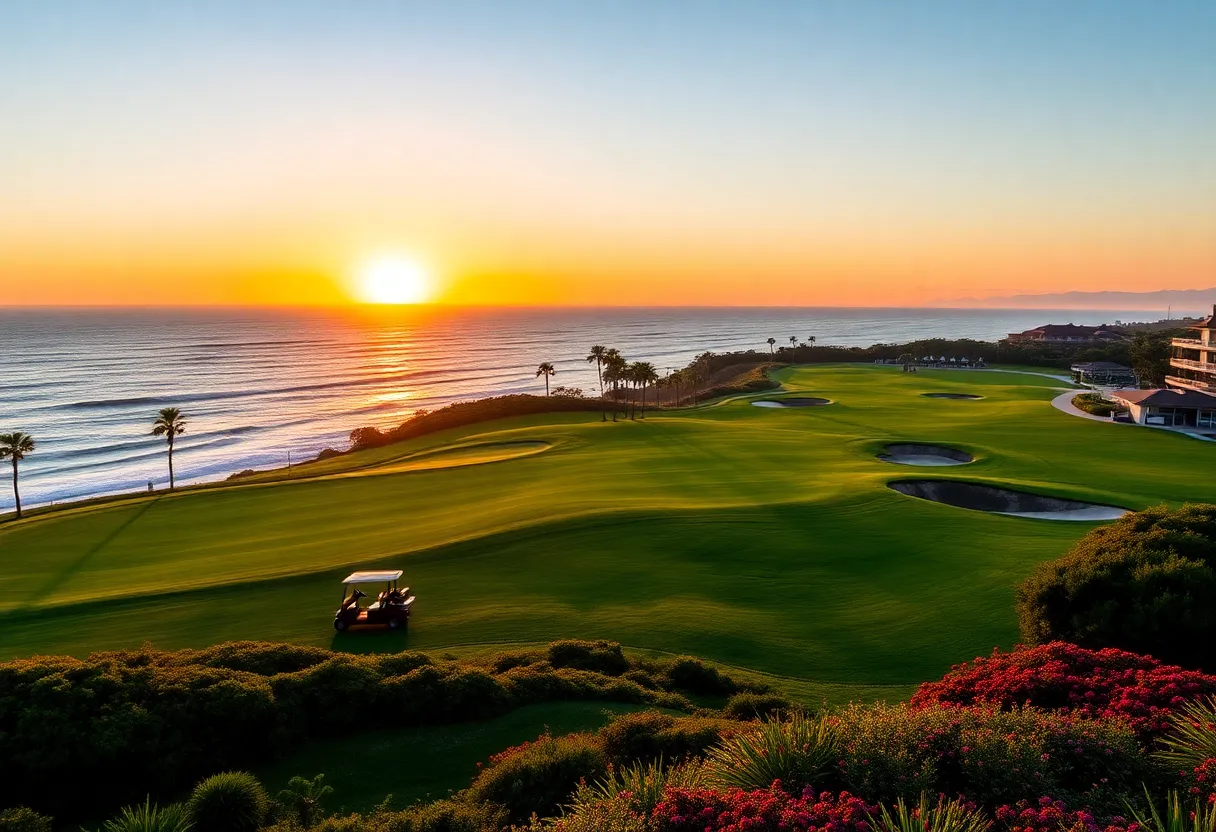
[1050,390,1215,441]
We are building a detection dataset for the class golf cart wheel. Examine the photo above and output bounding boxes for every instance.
[334,619,347,632]
[388,617,402,630]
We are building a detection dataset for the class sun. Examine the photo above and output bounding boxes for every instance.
[356,256,435,304]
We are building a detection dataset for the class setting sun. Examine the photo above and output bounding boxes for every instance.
[356,257,435,305]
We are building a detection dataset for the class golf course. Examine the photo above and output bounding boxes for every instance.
[1,364,1209,703]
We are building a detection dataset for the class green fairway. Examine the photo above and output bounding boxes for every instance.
[2,365,1211,701]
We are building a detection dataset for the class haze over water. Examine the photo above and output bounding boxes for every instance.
[0,306,1170,509]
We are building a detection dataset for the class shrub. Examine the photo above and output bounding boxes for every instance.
[464,732,608,823]
[833,702,1148,809]
[870,794,991,832]
[703,712,838,793]
[1015,504,1216,671]
[1072,394,1118,417]
[599,711,739,766]
[653,785,877,832]
[994,796,1134,832]
[387,799,507,832]
[0,808,52,832]
[547,641,630,676]
[721,692,793,721]
[102,799,193,832]
[661,657,737,697]
[911,642,1216,740]
[187,771,269,832]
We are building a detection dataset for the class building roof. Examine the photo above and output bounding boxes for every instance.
[1070,361,1132,371]
[343,570,403,584]
[1191,304,1216,330]
[1112,388,1216,408]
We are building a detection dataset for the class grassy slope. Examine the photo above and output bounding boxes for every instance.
[255,701,649,813]
[1,365,1209,702]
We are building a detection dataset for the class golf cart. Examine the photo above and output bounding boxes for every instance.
[334,570,415,631]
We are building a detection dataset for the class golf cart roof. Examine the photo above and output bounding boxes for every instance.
[342,570,404,584]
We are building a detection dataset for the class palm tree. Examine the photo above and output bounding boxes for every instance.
[807,335,817,348]
[151,407,187,489]
[602,362,622,421]
[0,432,35,520]
[630,361,659,419]
[604,350,626,420]
[789,336,798,350]
[766,337,776,355]
[535,362,556,396]
[586,345,609,398]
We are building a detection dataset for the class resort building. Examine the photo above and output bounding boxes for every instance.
[1005,323,1124,345]
[1167,305,1216,396]
[1070,361,1137,387]
[1111,388,1216,429]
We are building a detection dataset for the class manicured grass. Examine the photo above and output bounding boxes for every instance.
[1,365,1210,701]
[254,701,649,813]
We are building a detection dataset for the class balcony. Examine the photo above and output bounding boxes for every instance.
[1167,375,1216,392]
[1170,357,1216,374]
[1173,337,1205,348]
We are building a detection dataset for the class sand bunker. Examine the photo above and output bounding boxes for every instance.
[879,444,973,467]
[888,479,1127,521]
[921,393,983,400]
[751,397,832,408]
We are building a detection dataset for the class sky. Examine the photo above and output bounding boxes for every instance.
[0,1,1213,307]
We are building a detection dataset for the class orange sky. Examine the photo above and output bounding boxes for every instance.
[2,3,1213,308]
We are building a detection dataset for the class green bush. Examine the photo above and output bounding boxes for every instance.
[464,732,607,823]
[102,799,192,832]
[661,657,737,696]
[0,807,52,832]
[598,711,739,766]
[1016,504,1216,670]
[722,692,794,720]
[547,641,630,676]
[703,711,838,793]
[1072,393,1118,417]
[187,771,269,832]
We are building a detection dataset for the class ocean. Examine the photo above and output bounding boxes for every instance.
[0,305,1166,509]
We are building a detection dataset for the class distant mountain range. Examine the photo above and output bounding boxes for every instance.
[946,288,1216,314]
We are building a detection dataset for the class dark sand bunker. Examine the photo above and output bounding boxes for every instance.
[921,392,983,400]
[751,397,832,408]
[879,444,973,467]
[888,479,1127,521]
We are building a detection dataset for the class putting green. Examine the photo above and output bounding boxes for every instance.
[1,365,1210,701]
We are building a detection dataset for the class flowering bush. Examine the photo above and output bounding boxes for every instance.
[654,785,876,832]
[912,643,1216,739]
[833,702,1147,809]
[993,796,1135,832]
[1178,759,1216,802]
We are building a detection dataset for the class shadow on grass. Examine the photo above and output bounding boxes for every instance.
[330,629,413,654]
